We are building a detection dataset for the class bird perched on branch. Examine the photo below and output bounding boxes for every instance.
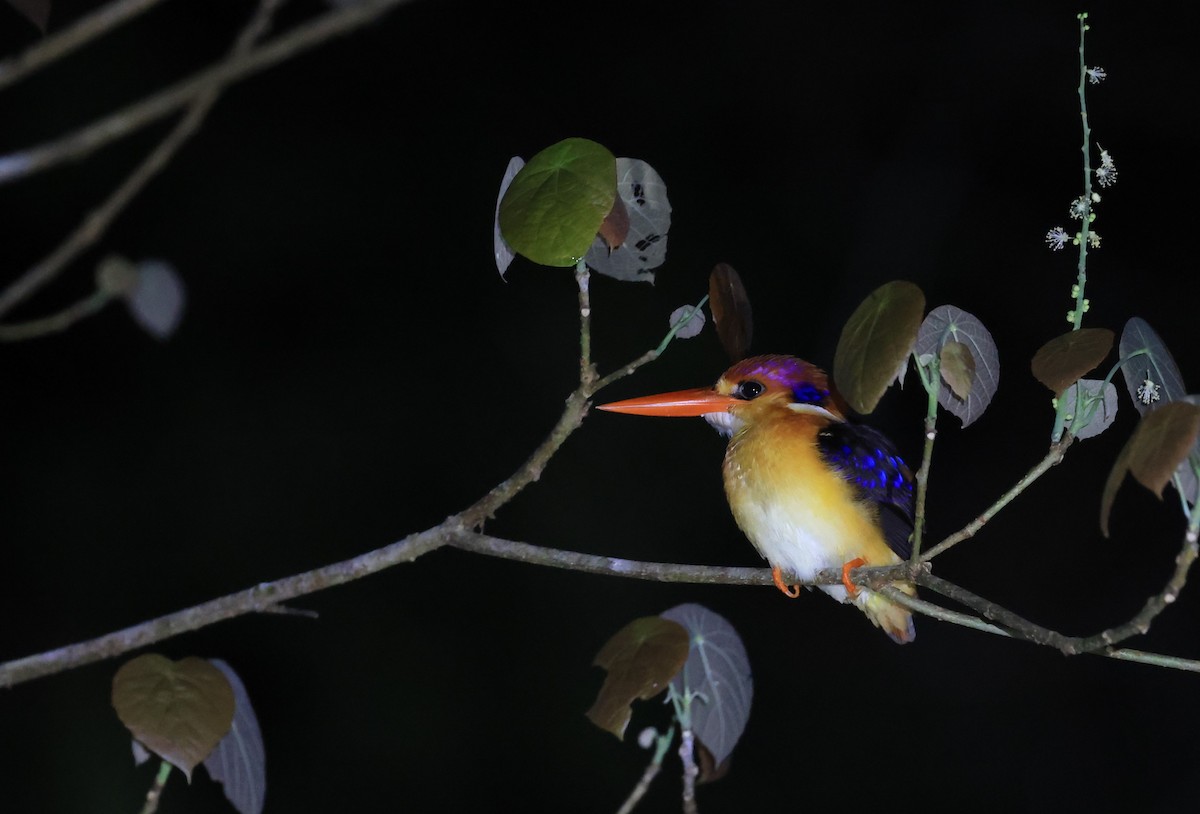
[600,354,917,643]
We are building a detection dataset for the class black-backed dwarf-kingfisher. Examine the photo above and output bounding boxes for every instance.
[599,354,917,643]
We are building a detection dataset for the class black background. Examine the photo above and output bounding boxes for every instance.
[3,1,1200,811]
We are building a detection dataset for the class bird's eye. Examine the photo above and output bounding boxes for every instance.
[736,380,765,400]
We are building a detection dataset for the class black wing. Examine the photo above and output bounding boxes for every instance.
[817,421,915,560]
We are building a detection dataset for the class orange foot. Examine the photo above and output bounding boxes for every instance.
[772,566,801,599]
[841,557,867,597]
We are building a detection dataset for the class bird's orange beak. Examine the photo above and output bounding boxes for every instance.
[597,388,737,417]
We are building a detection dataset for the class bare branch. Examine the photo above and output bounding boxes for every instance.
[0,0,174,91]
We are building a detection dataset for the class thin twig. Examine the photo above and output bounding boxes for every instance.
[0,0,174,91]
[0,0,417,190]
[0,289,113,341]
[921,435,1072,561]
[0,0,289,321]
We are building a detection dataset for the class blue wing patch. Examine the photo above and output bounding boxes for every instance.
[817,422,915,560]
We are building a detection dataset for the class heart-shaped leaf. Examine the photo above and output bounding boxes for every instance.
[1031,328,1113,394]
[112,654,235,781]
[205,660,266,814]
[584,158,672,282]
[1118,318,1186,416]
[834,281,925,414]
[914,305,999,427]
[660,603,752,767]
[586,617,689,740]
[499,138,616,268]
[1100,402,1200,536]
[708,262,753,362]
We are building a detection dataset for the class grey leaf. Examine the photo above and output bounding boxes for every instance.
[493,156,524,278]
[585,158,671,283]
[668,305,705,339]
[204,660,266,814]
[914,305,999,427]
[660,604,752,766]
[1118,318,1186,417]
[1061,378,1117,440]
[126,261,185,340]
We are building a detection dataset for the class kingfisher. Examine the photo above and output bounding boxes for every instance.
[599,355,917,643]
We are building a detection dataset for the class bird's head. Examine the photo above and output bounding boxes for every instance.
[598,354,846,437]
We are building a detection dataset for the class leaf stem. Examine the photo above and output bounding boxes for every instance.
[911,353,940,560]
[138,760,173,814]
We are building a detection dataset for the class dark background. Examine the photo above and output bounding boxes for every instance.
[2,1,1199,811]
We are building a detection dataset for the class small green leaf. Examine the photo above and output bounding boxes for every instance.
[708,262,753,362]
[586,617,689,740]
[914,305,999,427]
[498,138,616,267]
[660,603,752,768]
[1118,318,1186,416]
[1031,328,1114,394]
[833,281,925,414]
[1100,402,1200,536]
[940,341,975,399]
[112,654,235,781]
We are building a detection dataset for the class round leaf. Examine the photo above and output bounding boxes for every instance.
[914,305,999,427]
[1118,318,1186,416]
[708,262,753,362]
[584,157,672,282]
[127,261,186,340]
[1061,379,1118,441]
[1030,328,1113,394]
[834,281,926,414]
[499,138,616,267]
[660,603,752,767]
[112,654,235,781]
[586,617,689,740]
[669,304,706,339]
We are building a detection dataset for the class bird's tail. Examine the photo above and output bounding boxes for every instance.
[856,583,916,644]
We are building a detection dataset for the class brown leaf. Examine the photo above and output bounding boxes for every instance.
[1101,402,1200,536]
[940,340,975,400]
[586,617,689,739]
[112,654,235,781]
[708,263,753,361]
[695,737,732,784]
[597,196,630,251]
[1031,328,1114,394]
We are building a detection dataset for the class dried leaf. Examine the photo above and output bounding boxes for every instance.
[708,263,753,362]
[694,738,731,785]
[205,660,266,814]
[498,138,616,267]
[668,305,705,339]
[660,603,752,767]
[597,196,630,250]
[940,341,975,399]
[586,617,689,740]
[493,156,524,277]
[1031,328,1113,394]
[1101,402,1200,535]
[1118,318,1186,416]
[112,655,234,781]
[584,158,672,283]
[833,281,925,414]
[1061,379,1118,441]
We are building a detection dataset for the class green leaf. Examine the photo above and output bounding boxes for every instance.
[660,603,752,768]
[914,305,999,427]
[708,262,753,362]
[1030,328,1114,394]
[1118,318,1186,416]
[1061,378,1117,441]
[833,280,925,414]
[112,654,235,781]
[1100,402,1200,536]
[586,617,689,739]
[498,138,616,267]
